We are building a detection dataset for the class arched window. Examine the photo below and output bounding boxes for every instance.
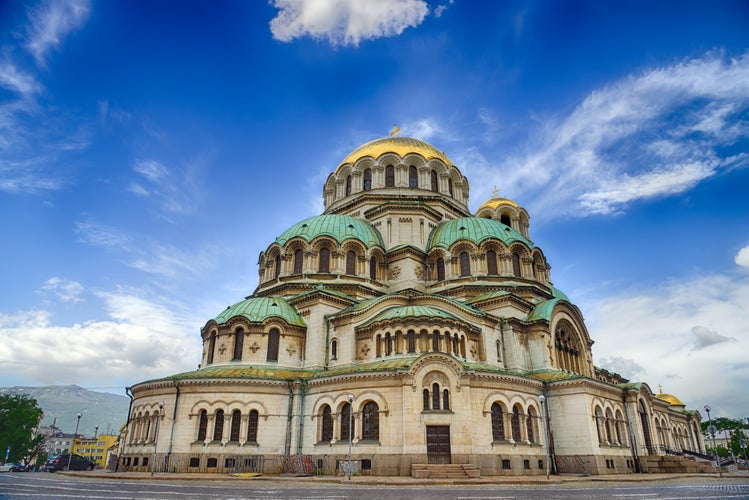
[230,410,241,441]
[345,175,351,196]
[385,165,395,187]
[423,389,430,410]
[321,405,333,441]
[274,254,281,279]
[555,322,583,374]
[340,403,351,441]
[267,328,280,362]
[407,330,416,353]
[437,258,445,281]
[533,256,541,280]
[363,168,372,190]
[369,256,377,280]
[615,410,624,445]
[452,334,459,354]
[232,328,244,361]
[213,410,224,442]
[431,170,438,192]
[448,178,453,196]
[432,331,440,352]
[207,331,216,364]
[491,403,505,441]
[512,252,521,277]
[511,405,521,441]
[346,250,356,275]
[362,401,379,440]
[526,409,535,443]
[385,332,392,355]
[443,389,450,411]
[459,251,471,276]
[319,247,330,273]
[247,410,259,443]
[595,407,604,443]
[197,410,208,441]
[500,214,511,226]
[293,249,303,274]
[330,339,337,360]
[605,408,614,444]
[409,166,418,188]
[487,250,498,275]
[144,413,151,442]
[432,383,440,410]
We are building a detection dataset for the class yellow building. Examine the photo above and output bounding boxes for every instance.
[72,434,118,468]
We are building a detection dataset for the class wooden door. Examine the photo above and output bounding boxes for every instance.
[426,425,451,464]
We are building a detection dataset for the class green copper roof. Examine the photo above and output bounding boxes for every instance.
[465,290,512,304]
[526,288,571,322]
[275,214,384,248]
[359,305,462,329]
[213,296,306,327]
[427,217,534,250]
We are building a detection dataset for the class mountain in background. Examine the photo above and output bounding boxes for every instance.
[0,385,129,437]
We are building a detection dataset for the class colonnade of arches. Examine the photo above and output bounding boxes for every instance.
[324,158,469,208]
[260,239,386,285]
[593,404,629,447]
[476,206,531,240]
[194,408,260,445]
[203,325,286,366]
[554,321,586,374]
[489,400,541,445]
[372,328,468,360]
[426,243,549,284]
[317,400,380,443]
[127,408,164,444]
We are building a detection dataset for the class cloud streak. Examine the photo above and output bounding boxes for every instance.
[25,0,91,67]
[501,51,749,217]
[270,0,429,46]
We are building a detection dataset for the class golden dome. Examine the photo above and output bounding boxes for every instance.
[338,137,453,169]
[655,388,685,407]
[478,197,519,211]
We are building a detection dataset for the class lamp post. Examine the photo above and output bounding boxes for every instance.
[538,395,550,479]
[346,393,354,480]
[66,413,82,471]
[151,402,164,476]
[704,405,722,478]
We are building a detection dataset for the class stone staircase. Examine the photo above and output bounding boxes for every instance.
[640,454,717,473]
[411,463,480,479]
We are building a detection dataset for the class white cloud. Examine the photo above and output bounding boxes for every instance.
[501,52,749,217]
[25,0,91,67]
[589,271,749,416]
[128,157,205,217]
[39,277,85,303]
[735,245,749,268]
[0,62,42,96]
[270,0,429,46]
[597,356,646,380]
[133,158,169,182]
[0,292,201,387]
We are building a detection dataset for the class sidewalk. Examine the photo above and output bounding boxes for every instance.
[60,469,749,485]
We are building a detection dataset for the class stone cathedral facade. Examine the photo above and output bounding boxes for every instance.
[121,135,706,476]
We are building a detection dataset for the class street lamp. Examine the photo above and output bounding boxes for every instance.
[66,413,82,471]
[346,393,354,480]
[704,405,722,478]
[151,402,165,476]
[538,395,550,480]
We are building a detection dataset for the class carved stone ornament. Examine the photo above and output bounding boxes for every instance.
[390,266,401,279]
[249,341,260,353]
[414,266,423,278]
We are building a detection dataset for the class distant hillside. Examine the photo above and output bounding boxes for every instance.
[0,385,130,437]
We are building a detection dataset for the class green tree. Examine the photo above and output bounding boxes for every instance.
[0,393,44,466]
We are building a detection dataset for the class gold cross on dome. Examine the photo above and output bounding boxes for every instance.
[389,124,402,137]
[492,186,499,198]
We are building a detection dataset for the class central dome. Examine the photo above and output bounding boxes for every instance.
[338,137,453,169]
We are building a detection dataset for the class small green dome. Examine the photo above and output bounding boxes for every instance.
[212,296,306,327]
[427,217,533,250]
[276,214,384,248]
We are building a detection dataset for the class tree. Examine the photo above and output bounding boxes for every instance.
[0,393,44,466]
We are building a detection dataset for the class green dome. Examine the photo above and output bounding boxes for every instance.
[276,214,384,248]
[358,305,461,328]
[213,296,306,327]
[427,217,534,250]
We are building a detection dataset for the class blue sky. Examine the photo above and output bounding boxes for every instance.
[1,0,748,419]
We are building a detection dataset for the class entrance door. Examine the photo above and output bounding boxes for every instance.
[426,425,451,464]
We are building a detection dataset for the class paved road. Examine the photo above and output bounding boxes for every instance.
[2,473,749,499]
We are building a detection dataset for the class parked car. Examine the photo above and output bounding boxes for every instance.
[42,454,95,472]
[0,463,26,472]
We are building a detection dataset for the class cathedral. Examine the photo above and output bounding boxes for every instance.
[120,134,707,476]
